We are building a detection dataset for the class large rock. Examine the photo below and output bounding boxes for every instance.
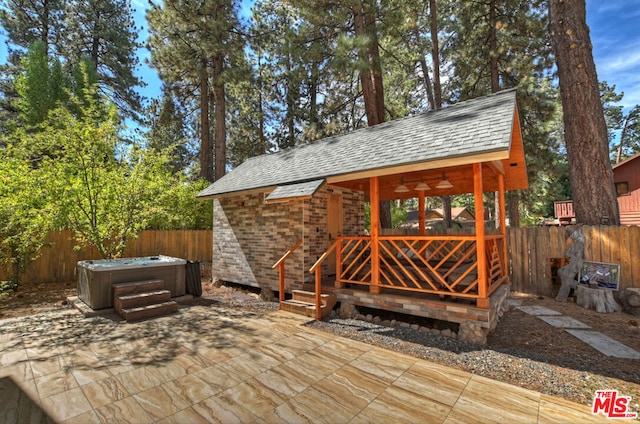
[338,301,358,319]
[458,320,488,345]
[619,288,640,316]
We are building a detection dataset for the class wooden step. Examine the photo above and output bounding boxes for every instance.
[112,279,164,298]
[301,283,339,294]
[281,299,326,318]
[281,290,337,319]
[122,301,177,322]
[115,290,171,317]
[292,290,337,311]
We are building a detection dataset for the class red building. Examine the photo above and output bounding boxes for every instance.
[614,152,640,226]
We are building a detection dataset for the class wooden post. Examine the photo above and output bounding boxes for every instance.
[418,194,426,260]
[498,174,507,277]
[279,263,285,306]
[370,176,381,294]
[335,239,343,288]
[474,163,489,308]
[315,268,322,320]
[418,195,426,236]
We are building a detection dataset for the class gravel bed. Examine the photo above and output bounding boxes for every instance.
[308,315,639,409]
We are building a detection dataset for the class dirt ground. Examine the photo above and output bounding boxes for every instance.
[488,293,640,386]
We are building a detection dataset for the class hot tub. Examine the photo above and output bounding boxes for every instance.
[77,255,186,309]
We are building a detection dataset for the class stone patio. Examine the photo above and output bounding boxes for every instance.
[0,303,620,423]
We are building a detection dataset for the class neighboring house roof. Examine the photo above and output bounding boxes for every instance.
[198,89,523,199]
[406,208,475,222]
[613,151,640,170]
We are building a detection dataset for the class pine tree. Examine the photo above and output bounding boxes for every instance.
[146,85,195,175]
[62,0,144,120]
[13,41,68,127]
[147,0,243,181]
[0,0,65,56]
[549,0,619,225]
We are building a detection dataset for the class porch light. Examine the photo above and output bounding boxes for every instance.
[414,180,431,191]
[435,173,453,189]
[394,179,410,193]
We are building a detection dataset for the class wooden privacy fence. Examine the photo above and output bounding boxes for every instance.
[1,230,212,284]
[508,225,640,295]
[386,225,639,295]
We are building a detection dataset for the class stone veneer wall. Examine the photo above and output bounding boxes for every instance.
[212,185,365,291]
[212,194,304,290]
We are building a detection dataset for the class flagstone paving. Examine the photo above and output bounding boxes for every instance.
[0,304,630,423]
[515,302,640,359]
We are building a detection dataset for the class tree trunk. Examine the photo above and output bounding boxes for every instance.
[199,63,213,182]
[418,56,435,110]
[508,192,520,228]
[549,0,620,225]
[441,195,452,228]
[354,2,385,125]
[213,53,226,181]
[354,1,391,229]
[489,1,499,93]
[429,0,442,108]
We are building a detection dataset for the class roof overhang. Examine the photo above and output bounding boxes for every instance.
[263,179,325,203]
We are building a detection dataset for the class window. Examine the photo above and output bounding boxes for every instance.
[615,181,630,196]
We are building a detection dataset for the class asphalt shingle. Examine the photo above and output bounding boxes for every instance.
[198,89,517,198]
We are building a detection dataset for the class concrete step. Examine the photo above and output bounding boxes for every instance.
[115,290,171,317]
[122,301,178,322]
[112,279,164,298]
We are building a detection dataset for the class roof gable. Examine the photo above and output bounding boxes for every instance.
[198,89,521,199]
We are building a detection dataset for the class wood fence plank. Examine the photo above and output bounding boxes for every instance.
[630,227,640,288]
[528,228,538,295]
[619,226,632,291]
[600,225,612,264]
[521,228,535,293]
[507,228,516,291]
[538,226,552,296]
[2,230,212,284]
[510,228,527,292]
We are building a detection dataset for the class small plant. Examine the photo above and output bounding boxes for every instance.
[0,280,16,301]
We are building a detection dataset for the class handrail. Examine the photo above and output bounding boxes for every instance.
[308,239,340,273]
[272,239,303,270]
[272,239,303,306]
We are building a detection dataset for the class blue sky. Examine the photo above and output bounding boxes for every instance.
[1,0,639,111]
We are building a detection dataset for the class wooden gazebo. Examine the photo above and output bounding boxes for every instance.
[199,89,528,327]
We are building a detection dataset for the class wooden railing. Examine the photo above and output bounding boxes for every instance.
[329,235,507,303]
[271,239,303,305]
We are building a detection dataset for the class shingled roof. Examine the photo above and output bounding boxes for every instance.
[198,89,521,199]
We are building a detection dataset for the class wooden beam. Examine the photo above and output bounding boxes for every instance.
[370,176,381,294]
[487,160,505,175]
[474,163,489,308]
[325,151,509,185]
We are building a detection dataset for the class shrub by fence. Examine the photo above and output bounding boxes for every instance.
[1,230,212,284]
